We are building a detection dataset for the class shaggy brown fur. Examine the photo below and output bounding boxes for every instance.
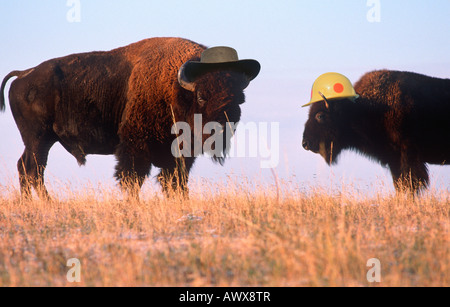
[1,37,255,198]
[302,70,450,193]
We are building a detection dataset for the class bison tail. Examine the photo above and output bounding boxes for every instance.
[0,69,33,112]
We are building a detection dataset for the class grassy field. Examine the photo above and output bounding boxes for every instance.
[0,177,448,287]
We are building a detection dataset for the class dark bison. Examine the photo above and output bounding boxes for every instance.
[0,37,260,198]
[302,70,450,193]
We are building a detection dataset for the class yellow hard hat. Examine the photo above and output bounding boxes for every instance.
[302,72,359,107]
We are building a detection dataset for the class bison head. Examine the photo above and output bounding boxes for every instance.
[178,67,256,163]
[302,99,355,165]
[180,70,249,124]
[177,47,260,162]
[178,46,260,126]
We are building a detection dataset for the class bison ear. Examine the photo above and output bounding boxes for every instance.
[197,92,207,107]
[178,62,196,92]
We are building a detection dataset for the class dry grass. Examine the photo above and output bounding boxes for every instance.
[0,176,448,287]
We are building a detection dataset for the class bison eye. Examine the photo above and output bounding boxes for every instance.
[197,92,207,107]
[315,111,327,123]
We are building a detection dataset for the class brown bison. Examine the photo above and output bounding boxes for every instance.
[0,37,260,198]
[302,70,450,193]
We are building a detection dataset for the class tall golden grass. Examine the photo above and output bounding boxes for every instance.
[0,175,448,287]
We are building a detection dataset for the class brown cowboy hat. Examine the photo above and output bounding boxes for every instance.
[178,46,261,91]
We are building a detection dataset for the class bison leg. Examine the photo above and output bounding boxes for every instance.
[114,152,152,200]
[389,156,429,194]
[17,140,55,200]
[17,150,33,198]
[157,157,194,198]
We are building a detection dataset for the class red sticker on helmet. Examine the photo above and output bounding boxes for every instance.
[334,83,344,93]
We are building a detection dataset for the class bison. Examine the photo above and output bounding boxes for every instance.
[0,37,261,199]
[302,70,450,193]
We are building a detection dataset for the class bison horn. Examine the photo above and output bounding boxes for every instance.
[178,62,196,92]
[319,92,330,109]
[242,77,250,90]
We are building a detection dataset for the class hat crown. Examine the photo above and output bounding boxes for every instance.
[302,72,359,107]
[177,45,260,90]
[201,46,239,63]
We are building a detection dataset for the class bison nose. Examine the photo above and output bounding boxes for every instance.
[302,140,309,150]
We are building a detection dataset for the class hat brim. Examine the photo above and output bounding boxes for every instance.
[301,94,360,107]
[181,59,261,83]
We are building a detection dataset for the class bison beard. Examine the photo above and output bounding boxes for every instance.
[0,37,256,199]
[302,70,450,194]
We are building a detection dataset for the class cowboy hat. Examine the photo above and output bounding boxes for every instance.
[178,46,261,90]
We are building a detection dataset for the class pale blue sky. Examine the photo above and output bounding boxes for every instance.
[1,1,449,194]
